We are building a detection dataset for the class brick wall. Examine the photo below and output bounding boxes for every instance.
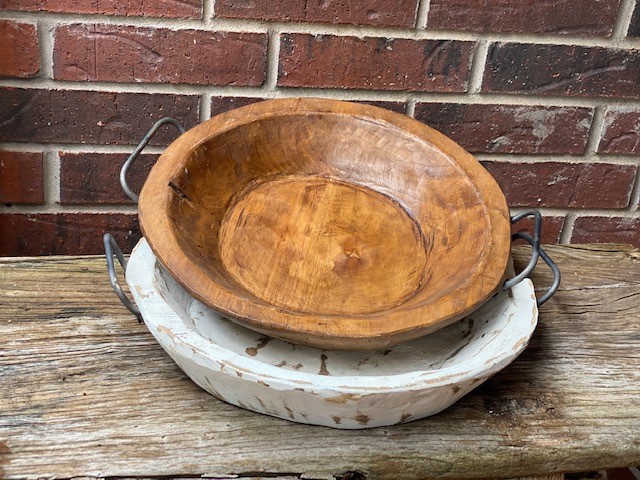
[1,0,640,255]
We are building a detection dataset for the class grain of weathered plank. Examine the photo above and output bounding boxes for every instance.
[1,245,639,479]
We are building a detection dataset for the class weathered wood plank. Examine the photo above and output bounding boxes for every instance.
[1,245,639,480]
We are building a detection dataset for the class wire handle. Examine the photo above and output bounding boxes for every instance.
[504,209,541,291]
[120,117,185,203]
[512,232,561,306]
[502,209,561,305]
[104,233,142,322]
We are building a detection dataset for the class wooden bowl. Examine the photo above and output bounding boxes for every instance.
[139,98,511,350]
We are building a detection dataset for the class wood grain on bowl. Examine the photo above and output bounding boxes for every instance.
[138,98,511,349]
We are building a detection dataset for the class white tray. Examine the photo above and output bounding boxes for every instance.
[127,238,538,429]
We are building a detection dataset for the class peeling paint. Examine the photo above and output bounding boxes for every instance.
[399,413,413,423]
[354,413,370,425]
[318,353,330,376]
[134,284,151,299]
[325,393,363,404]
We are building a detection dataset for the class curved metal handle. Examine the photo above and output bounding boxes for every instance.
[503,209,542,290]
[121,117,185,203]
[104,233,142,322]
[512,232,561,306]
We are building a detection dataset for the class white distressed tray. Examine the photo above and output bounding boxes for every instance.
[127,238,538,429]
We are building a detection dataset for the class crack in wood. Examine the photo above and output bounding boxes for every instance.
[168,181,193,202]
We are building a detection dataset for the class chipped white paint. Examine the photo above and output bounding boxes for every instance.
[127,238,539,429]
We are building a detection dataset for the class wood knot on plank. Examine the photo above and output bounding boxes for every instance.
[484,397,556,417]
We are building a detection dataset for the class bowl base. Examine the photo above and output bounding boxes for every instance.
[219,175,428,316]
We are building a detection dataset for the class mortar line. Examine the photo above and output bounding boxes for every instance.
[612,0,638,38]
[199,93,211,122]
[3,10,640,48]
[467,40,490,94]
[0,204,139,214]
[11,144,638,164]
[512,207,639,218]
[559,213,576,244]
[625,161,640,212]
[2,77,636,108]
[544,208,638,217]
[0,142,165,154]
[13,144,637,164]
[36,19,55,79]
[203,0,215,27]
[265,28,281,90]
[42,150,60,205]
[272,89,625,108]
[475,153,640,165]
[405,99,416,117]
[584,106,607,155]
[3,203,637,217]
[415,0,431,29]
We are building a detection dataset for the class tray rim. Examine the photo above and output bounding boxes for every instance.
[138,97,512,348]
[127,238,538,392]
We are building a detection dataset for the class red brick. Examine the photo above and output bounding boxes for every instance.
[0,0,201,18]
[210,96,406,117]
[598,107,640,155]
[414,103,593,154]
[606,468,638,480]
[483,161,637,209]
[571,216,640,247]
[0,213,140,256]
[0,88,198,145]
[211,97,265,117]
[629,1,640,36]
[358,100,406,114]
[483,43,640,99]
[427,0,619,36]
[278,34,474,92]
[60,152,156,205]
[54,25,267,86]
[215,0,418,27]
[511,215,565,244]
[0,20,39,79]
[0,151,44,204]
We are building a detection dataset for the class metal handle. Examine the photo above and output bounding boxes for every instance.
[104,233,142,322]
[512,232,561,306]
[121,117,185,203]
[503,209,542,290]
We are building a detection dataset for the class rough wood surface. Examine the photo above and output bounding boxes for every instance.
[1,244,639,479]
[139,98,511,349]
[219,176,429,316]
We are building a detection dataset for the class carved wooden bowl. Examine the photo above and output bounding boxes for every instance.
[139,98,511,350]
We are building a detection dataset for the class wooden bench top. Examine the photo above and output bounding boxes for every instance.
[1,244,639,479]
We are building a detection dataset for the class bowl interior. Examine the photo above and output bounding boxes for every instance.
[164,111,495,317]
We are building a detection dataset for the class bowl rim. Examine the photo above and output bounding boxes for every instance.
[138,97,511,347]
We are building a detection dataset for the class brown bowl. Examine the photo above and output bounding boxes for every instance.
[139,98,511,350]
